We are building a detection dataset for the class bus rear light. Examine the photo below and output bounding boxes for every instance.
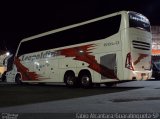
[125,52,134,71]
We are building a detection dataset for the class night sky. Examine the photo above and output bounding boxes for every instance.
[0,0,160,54]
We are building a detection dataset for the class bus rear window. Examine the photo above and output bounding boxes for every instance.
[129,12,150,32]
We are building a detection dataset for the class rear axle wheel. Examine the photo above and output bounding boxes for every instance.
[80,73,92,88]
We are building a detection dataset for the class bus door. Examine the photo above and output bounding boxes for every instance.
[34,59,59,81]
[23,60,34,81]
[34,60,50,80]
[100,53,117,80]
[99,51,123,81]
[48,59,59,82]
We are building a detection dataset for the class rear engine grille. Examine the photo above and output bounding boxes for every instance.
[132,40,150,50]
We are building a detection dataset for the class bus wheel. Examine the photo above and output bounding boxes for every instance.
[64,72,77,87]
[105,83,117,87]
[1,72,6,82]
[80,73,92,88]
[15,74,22,85]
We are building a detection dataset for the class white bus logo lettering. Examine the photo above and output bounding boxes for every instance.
[104,41,119,47]
[21,51,60,61]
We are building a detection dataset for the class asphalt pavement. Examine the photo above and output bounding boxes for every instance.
[0,80,160,114]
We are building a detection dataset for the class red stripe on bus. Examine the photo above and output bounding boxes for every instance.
[60,44,118,79]
[134,53,149,65]
[14,58,46,81]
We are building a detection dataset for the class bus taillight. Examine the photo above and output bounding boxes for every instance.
[125,52,134,71]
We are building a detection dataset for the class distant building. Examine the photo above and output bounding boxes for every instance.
[151,26,160,55]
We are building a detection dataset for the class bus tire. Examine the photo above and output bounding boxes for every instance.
[64,72,77,87]
[105,83,117,87]
[15,74,22,85]
[79,73,92,88]
[1,72,6,82]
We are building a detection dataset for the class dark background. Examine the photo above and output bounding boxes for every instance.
[0,0,160,54]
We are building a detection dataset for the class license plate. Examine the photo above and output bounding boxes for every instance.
[141,73,146,80]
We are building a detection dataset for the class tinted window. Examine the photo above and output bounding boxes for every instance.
[7,56,14,71]
[18,15,121,56]
[129,12,150,32]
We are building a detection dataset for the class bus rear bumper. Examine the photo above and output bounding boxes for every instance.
[131,71,152,80]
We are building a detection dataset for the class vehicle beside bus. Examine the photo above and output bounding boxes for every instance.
[6,11,152,87]
[152,62,160,79]
[0,51,10,81]
[0,67,6,81]
[151,55,160,79]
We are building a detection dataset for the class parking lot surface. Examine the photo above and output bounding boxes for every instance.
[0,80,160,113]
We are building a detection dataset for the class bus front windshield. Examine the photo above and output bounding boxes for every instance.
[129,12,150,32]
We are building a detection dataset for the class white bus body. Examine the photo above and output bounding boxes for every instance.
[6,11,152,87]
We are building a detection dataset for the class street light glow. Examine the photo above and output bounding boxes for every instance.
[6,52,10,56]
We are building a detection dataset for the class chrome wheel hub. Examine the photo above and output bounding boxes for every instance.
[81,76,90,85]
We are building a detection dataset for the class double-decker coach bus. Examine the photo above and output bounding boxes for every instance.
[6,11,152,88]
